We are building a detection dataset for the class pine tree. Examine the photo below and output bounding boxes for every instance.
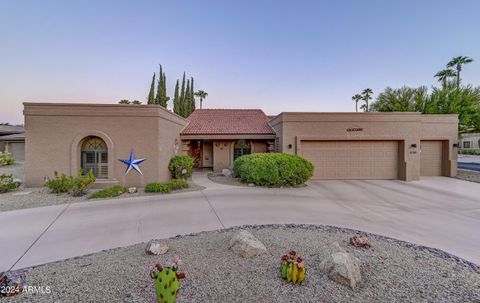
[173,79,180,115]
[154,65,170,107]
[147,73,156,104]
[161,72,169,107]
[184,79,190,117]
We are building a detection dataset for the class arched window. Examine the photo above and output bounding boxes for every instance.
[234,139,251,160]
[81,136,108,179]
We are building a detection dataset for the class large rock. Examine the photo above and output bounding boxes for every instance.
[229,230,266,257]
[145,240,169,255]
[222,169,232,177]
[320,243,361,289]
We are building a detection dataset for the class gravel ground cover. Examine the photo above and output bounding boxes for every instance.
[3,225,479,303]
[455,169,480,184]
[207,172,247,187]
[0,181,204,212]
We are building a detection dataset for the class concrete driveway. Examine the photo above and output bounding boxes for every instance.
[1,174,479,272]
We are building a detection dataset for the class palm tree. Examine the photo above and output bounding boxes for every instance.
[447,56,474,88]
[361,88,373,111]
[352,94,362,112]
[434,69,457,88]
[194,90,208,109]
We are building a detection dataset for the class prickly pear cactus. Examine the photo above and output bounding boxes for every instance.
[279,251,306,285]
[150,256,186,303]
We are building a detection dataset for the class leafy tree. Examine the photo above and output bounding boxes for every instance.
[361,88,373,111]
[194,90,208,109]
[147,73,156,104]
[447,56,474,88]
[370,86,429,112]
[118,99,130,104]
[351,94,362,112]
[434,69,456,88]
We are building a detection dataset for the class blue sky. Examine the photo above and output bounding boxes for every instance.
[1,0,479,124]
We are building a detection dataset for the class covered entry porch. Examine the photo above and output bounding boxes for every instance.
[181,137,275,171]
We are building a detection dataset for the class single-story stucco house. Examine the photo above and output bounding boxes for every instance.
[0,124,25,161]
[23,103,458,187]
[459,133,480,151]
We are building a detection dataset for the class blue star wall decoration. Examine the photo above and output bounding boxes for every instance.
[118,149,146,175]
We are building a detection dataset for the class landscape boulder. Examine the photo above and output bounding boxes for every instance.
[128,187,137,194]
[229,230,266,257]
[320,242,361,289]
[222,169,232,177]
[145,240,169,255]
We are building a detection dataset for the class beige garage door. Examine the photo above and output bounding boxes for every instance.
[301,141,399,180]
[420,141,443,176]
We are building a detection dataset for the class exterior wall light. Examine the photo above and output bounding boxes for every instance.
[410,144,417,148]
[453,143,459,148]
[288,144,293,149]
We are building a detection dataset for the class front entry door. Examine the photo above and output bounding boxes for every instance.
[203,142,213,168]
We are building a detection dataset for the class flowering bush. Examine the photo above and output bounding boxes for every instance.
[0,174,21,193]
[0,151,15,166]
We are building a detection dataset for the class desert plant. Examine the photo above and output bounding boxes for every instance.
[88,185,127,199]
[0,174,21,193]
[150,256,186,303]
[168,156,194,179]
[70,169,96,196]
[233,153,314,187]
[280,251,306,284]
[0,151,15,166]
[44,171,73,193]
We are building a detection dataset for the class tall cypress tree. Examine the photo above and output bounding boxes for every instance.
[161,72,169,107]
[179,72,186,116]
[154,67,162,105]
[147,73,156,104]
[173,79,180,115]
[184,79,190,117]
[190,77,195,114]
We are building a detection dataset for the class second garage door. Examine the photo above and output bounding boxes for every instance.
[301,140,399,180]
[420,140,443,176]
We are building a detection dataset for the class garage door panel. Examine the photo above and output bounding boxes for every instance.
[420,141,443,176]
[301,140,398,180]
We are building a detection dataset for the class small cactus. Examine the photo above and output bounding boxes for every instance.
[150,256,186,303]
[279,251,306,284]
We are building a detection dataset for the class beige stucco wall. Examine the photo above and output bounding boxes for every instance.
[270,112,458,181]
[24,103,187,188]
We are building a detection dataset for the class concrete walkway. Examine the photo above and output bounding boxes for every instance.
[1,173,479,272]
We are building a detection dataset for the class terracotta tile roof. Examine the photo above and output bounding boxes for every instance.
[181,109,275,135]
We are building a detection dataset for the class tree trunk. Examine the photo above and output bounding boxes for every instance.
[355,101,358,112]
[457,65,461,89]
[200,98,203,109]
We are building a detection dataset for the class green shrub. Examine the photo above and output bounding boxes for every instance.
[88,185,127,199]
[0,174,21,193]
[71,169,96,196]
[168,156,194,179]
[233,153,314,187]
[0,151,15,166]
[459,149,480,155]
[144,179,189,193]
[168,179,189,190]
[45,171,73,193]
[145,182,172,193]
[45,169,96,196]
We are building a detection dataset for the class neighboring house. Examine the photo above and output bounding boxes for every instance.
[0,125,25,161]
[459,133,480,151]
[23,103,458,187]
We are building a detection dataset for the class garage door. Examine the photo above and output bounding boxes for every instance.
[301,141,399,180]
[8,142,25,161]
[420,141,443,176]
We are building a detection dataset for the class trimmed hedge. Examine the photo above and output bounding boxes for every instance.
[88,185,128,199]
[233,153,314,187]
[145,179,189,193]
[168,156,194,179]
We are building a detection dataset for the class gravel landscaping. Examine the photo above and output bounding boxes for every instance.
[455,169,480,184]
[2,225,478,303]
[207,172,247,187]
[0,181,205,212]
